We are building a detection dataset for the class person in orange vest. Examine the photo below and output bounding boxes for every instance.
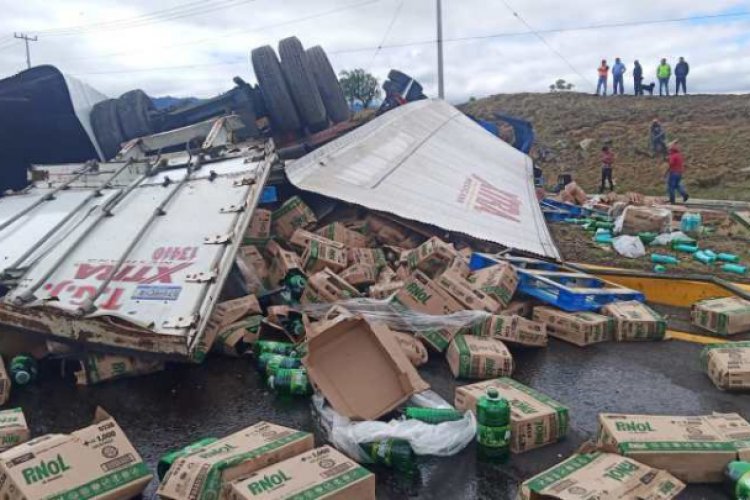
[665,141,689,204]
[596,59,609,96]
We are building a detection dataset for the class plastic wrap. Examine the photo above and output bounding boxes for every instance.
[612,235,646,258]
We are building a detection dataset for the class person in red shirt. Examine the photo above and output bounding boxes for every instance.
[599,145,615,193]
[665,141,689,204]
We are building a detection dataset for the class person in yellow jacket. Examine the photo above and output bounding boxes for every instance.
[657,58,671,96]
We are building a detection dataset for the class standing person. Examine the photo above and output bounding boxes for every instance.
[657,58,671,96]
[650,119,667,158]
[633,60,643,95]
[600,146,615,193]
[612,58,626,95]
[675,57,690,95]
[596,59,609,96]
[665,141,689,204]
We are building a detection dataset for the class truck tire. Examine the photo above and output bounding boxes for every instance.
[90,99,126,160]
[278,37,328,132]
[251,45,301,133]
[306,46,350,124]
[116,89,154,140]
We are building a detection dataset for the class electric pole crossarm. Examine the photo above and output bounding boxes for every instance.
[13,33,38,69]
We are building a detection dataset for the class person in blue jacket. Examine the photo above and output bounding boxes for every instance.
[612,58,626,95]
[675,57,690,95]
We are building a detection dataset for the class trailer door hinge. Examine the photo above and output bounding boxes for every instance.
[204,232,233,244]
[162,314,197,329]
[185,270,218,283]
[220,201,246,214]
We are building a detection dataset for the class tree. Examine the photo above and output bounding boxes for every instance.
[339,69,381,109]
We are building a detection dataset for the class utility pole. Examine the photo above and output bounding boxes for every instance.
[13,33,38,69]
[436,0,445,99]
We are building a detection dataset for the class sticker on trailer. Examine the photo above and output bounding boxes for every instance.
[132,285,182,301]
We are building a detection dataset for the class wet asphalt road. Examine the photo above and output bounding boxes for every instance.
[11,334,744,499]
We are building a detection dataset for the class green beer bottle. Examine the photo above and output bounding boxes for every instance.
[725,461,750,499]
[253,341,296,357]
[404,407,463,424]
[264,355,302,376]
[157,437,218,480]
[361,439,416,474]
[283,272,307,302]
[476,388,511,461]
[9,355,38,386]
[267,368,312,396]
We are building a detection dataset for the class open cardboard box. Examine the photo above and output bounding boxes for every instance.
[303,315,428,421]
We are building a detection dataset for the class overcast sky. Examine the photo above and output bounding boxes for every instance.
[0,0,748,103]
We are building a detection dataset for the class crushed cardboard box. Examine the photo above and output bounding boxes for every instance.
[198,295,262,360]
[158,421,314,500]
[446,335,513,379]
[601,301,666,341]
[364,214,410,246]
[0,408,29,452]
[502,300,533,318]
[74,353,164,385]
[348,248,387,268]
[391,330,429,367]
[463,314,548,347]
[301,269,361,305]
[519,451,685,500]
[227,446,375,500]
[532,307,613,346]
[0,357,10,406]
[289,229,344,252]
[0,408,151,499]
[271,196,317,240]
[302,240,348,274]
[469,262,519,307]
[268,248,304,287]
[236,246,268,294]
[303,315,428,420]
[391,270,464,352]
[455,377,567,453]
[245,208,272,245]
[213,315,264,356]
[691,297,750,336]
[406,237,459,277]
[597,412,750,483]
[316,222,368,248]
[368,281,403,300]
[701,341,750,391]
[340,263,379,288]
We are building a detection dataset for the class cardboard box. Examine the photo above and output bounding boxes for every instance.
[377,265,397,283]
[455,377,567,453]
[302,240,348,274]
[301,269,361,305]
[502,300,533,318]
[469,262,519,307]
[390,271,464,352]
[244,209,272,244]
[0,357,10,407]
[289,229,344,252]
[268,248,304,286]
[463,314,548,347]
[271,196,317,240]
[303,315,428,420]
[0,408,151,500]
[365,215,410,246]
[620,206,672,235]
[213,315,264,356]
[446,257,471,278]
[436,269,502,313]
[519,451,685,500]
[316,222,368,248]
[74,353,164,385]
[701,341,750,391]
[347,248,387,268]
[198,295,263,360]
[159,421,314,500]
[236,246,268,293]
[340,263,379,287]
[406,237,459,277]
[227,446,375,500]
[0,408,29,452]
[446,335,513,379]
[691,297,750,336]
[596,412,750,483]
[533,307,613,346]
[601,301,666,341]
[391,330,428,367]
[368,281,403,300]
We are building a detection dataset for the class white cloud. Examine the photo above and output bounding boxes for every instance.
[0,0,748,101]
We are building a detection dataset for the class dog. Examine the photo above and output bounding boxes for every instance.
[640,82,655,95]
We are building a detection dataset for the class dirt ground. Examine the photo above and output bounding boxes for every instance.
[461,92,750,201]
[551,221,750,283]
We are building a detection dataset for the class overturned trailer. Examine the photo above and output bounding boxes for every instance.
[0,118,276,359]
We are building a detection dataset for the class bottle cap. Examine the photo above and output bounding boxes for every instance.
[486,388,499,399]
[14,371,30,385]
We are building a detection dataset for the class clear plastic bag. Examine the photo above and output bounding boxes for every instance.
[612,235,646,258]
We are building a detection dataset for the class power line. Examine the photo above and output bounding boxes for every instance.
[54,0,378,63]
[31,0,258,37]
[368,0,405,70]
[498,0,593,89]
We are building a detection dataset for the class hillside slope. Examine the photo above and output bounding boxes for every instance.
[462,92,750,200]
